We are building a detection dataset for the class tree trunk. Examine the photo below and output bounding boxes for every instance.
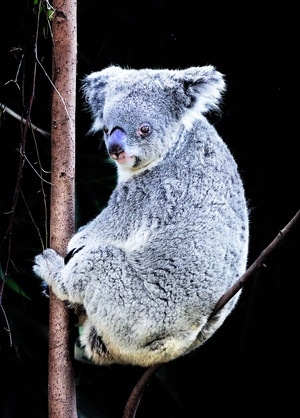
[48,0,77,416]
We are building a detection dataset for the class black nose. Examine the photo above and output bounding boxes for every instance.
[109,143,124,158]
[108,127,126,159]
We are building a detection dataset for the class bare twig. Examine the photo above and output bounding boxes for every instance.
[123,208,300,418]
[122,364,162,418]
[0,17,39,302]
[0,103,50,138]
[210,208,300,317]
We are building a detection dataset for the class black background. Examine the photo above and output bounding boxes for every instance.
[0,1,298,417]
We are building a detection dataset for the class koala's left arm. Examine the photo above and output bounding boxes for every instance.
[33,243,132,307]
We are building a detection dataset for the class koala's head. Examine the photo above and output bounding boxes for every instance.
[82,65,225,181]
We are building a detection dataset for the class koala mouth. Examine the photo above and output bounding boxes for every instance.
[110,149,124,160]
[112,153,136,168]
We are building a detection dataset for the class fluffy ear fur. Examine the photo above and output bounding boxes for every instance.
[81,66,122,132]
[173,65,226,114]
[82,65,225,132]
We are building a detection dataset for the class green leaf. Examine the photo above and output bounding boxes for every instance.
[1,268,31,300]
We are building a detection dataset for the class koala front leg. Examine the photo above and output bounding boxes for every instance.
[33,248,83,304]
[33,244,127,306]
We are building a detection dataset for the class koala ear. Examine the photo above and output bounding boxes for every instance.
[81,65,123,132]
[175,65,226,115]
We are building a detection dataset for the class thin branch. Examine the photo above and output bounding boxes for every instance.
[0,304,13,347]
[0,103,50,138]
[4,49,24,90]
[20,189,46,250]
[210,208,300,317]
[122,364,162,418]
[0,0,40,298]
[17,148,52,185]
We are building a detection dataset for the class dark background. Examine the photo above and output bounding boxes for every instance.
[0,1,298,417]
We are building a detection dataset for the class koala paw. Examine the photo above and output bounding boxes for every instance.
[33,248,64,286]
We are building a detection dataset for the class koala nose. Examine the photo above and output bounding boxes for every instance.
[109,143,124,159]
[108,127,126,159]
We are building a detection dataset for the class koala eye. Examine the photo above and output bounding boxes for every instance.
[137,123,152,138]
[103,125,109,134]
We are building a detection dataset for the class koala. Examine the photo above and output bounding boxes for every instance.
[33,65,249,367]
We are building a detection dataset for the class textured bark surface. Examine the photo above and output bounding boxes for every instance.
[49,1,77,417]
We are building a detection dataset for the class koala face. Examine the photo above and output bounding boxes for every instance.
[82,65,226,181]
[100,88,179,176]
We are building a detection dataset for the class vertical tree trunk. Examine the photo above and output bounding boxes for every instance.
[49,1,77,417]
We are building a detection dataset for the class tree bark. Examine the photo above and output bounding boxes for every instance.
[49,0,77,417]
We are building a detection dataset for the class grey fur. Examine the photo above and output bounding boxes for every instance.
[33,65,249,367]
